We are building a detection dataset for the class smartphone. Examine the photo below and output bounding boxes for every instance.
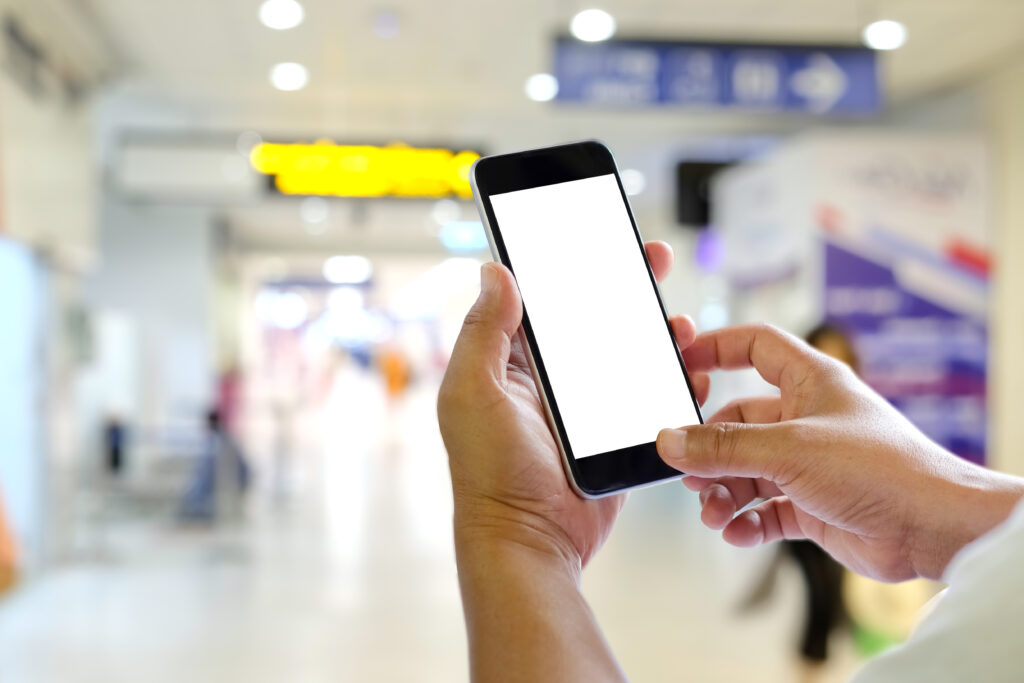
[470,140,703,498]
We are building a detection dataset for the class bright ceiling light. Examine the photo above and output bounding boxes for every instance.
[525,73,559,102]
[620,169,646,196]
[259,0,304,30]
[323,255,373,284]
[862,19,907,50]
[570,9,616,42]
[270,62,309,91]
[255,290,308,330]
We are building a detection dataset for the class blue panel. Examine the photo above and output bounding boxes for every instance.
[554,38,880,115]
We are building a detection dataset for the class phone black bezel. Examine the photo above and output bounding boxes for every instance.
[473,140,703,496]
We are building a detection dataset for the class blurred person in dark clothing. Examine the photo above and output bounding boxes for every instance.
[103,415,127,476]
[805,323,859,370]
[791,324,857,675]
[738,324,855,681]
[179,408,251,521]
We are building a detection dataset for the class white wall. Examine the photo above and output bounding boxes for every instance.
[82,201,216,469]
[0,0,112,569]
[0,239,46,569]
[870,59,1024,475]
[983,59,1024,476]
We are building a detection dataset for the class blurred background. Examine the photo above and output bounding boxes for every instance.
[0,0,1022,681]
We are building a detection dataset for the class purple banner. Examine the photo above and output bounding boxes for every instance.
[824,242,987,464]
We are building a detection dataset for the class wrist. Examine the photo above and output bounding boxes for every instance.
[453,496,582,582]
[910,460,1024,580]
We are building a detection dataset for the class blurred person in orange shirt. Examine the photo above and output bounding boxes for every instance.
[0,491,17,596]
[379,346,412,403]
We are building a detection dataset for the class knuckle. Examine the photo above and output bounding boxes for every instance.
[708,422,740,465]
[755,322,787,342]
[461,302,489,330]
[768,422,809,482]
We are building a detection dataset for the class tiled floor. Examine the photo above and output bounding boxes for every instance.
[0,376,863,682]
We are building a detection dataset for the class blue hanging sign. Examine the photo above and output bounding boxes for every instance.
[553,37,880,115]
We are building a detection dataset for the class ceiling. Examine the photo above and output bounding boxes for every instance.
[71,0,1024,252]
[81,0,1024,109]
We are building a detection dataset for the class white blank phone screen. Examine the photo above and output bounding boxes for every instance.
[489,174,700,459]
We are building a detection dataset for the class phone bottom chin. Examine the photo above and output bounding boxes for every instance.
[569,442,682,497]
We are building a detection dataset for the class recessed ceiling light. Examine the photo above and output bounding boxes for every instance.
[570,9,616,42]
[259,0,304,30]
[270,62,309,91]
[862,19,907,51]
[525,73,559,102]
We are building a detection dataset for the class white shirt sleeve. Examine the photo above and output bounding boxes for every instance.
[850,500,1024,682]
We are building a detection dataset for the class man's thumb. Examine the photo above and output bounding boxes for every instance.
[446,263,523,388]
[656,422,777,479]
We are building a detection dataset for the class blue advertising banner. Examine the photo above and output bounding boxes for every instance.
[554,37,879,115]
[824,241,987,464]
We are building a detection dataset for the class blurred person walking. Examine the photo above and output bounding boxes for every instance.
[740,324,855,682]
[103,415,127,476]
[179,409,251,521]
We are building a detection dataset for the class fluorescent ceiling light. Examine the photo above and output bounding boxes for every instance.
[259,0,304,30]
[862,20,907,50]
[323,255,373,284]
[570,9,616,42]
[270,62,309,91]
[255,290,308,330]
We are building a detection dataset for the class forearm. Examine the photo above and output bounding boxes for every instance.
[455,525,626,683]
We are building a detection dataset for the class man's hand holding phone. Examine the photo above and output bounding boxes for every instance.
[438,241,694,571]
[438,242,699,682]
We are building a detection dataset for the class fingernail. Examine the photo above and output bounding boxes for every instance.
[698,486,711,505]
[480,264,498,295]
[657,428,686,462]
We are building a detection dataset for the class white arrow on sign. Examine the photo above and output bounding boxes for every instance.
[790,52,847,113]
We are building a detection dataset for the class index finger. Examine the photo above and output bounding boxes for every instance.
[681,324,818,394]
[644,240,674,283]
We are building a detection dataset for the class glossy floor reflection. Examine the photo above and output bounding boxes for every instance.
[0,374,862,682]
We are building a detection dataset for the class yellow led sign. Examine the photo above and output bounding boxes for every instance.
[249,141,480,199]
